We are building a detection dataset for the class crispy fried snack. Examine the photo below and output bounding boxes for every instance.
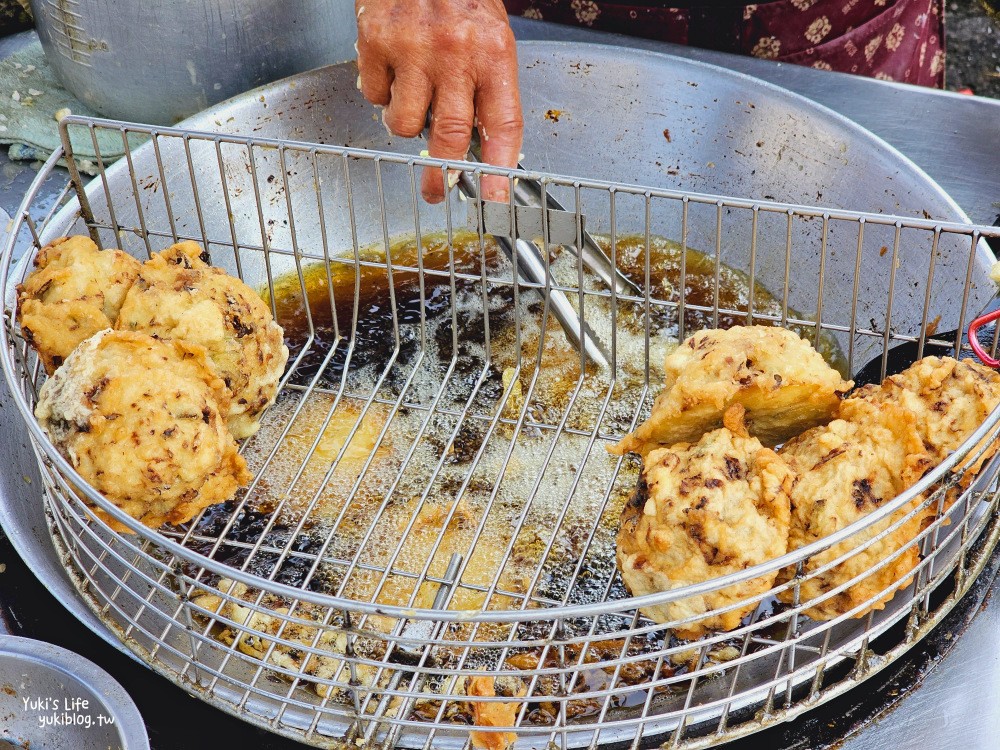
[611,326,852,457]
[116,241,289,439]
[35,330,252,532]
[617,407,795,639]
[17,235,140,374]
[850,356,1000,482]
[466,676,525,750]
[776,397,933,621]
[192,578,377,700]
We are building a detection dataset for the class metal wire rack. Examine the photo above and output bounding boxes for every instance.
[4,115,1000,749]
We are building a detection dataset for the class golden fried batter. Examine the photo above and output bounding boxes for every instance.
[35,330,251,532]
[776,397,933,621]
[617,408,795,639]
[116,241,289,439]
[192,578,378,699]
[850,356,1000,481]
[17,235,140,374]
[611,326,852,457]
[466,676,524,750]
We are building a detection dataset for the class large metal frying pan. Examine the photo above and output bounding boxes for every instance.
[1,39,993,664]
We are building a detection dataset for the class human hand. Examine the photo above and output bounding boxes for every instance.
[355,0,523,203]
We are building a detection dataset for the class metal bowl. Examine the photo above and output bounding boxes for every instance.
[0,636,149,749]
[27,0,358,125]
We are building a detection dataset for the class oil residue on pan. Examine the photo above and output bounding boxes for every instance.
[184,231,844,722]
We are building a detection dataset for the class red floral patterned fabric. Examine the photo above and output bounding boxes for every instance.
[505,0,944,87]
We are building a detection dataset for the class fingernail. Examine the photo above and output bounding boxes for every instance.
[447,170,461,189]
[356,74,362,90]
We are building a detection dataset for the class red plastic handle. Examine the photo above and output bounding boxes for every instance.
[968,308,1000,368]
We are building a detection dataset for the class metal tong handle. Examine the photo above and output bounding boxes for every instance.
[457,170,610,369]
[421,116,614,368]
[466,130,642,298]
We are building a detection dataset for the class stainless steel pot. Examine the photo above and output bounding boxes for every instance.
[27,0,358,124]
[0,635,149,750]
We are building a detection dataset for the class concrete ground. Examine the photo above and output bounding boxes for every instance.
[946,0,1000,97]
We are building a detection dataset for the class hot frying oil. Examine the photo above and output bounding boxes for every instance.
[195,230,844,711]
[243,229,831,615]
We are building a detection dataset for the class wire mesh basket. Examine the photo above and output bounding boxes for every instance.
[3,115,1000,750]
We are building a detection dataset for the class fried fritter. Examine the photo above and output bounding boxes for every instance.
[611,326,852,457]
[35,329,252,532]
[617,408,795,639]
[116,241,289,439]
[466,676,524,750]
[776,397,933,621]
[849,356,1000,482]
[17,235,140,374]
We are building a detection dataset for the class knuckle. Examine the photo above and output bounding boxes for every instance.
[494,112,523,136]
[361,81,390,106]
[356,16,395,56]
[397,122,425,138]
[478,101,523,138]
[433,114,473,144]
[483,24,516,53]
[385,111,423,138]
[444,21,477,49]
[355,14,379,40]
